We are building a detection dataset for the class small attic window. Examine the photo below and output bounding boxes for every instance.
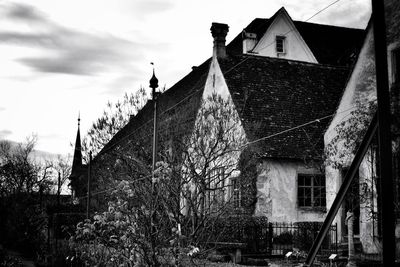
[276,35,286,54]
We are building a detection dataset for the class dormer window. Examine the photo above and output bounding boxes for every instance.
[276,35,286,54]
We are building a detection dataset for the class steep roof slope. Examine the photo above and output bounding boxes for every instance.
[98,59,211,156]
[227,18,365,66]
[98,14,362,160]
[219,55,350,159]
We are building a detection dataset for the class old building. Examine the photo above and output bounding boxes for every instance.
[70,6,367,253]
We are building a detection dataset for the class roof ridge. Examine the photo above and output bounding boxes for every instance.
[244,17,365,32]
[232,53,351,70]
[294,20,365,31]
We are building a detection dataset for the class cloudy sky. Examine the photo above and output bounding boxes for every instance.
[0,0,371,157]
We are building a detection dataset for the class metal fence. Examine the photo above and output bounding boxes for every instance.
[240,222,338,256]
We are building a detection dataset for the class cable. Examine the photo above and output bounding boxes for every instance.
[254,0,342,52]
[306,0,341,22]
[89,0,345,158]
[79,103,365,199]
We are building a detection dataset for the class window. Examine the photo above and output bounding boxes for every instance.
[231,177,241,208]
[206,167,225,209]
[276,36,286,54]
[298,174,326,208]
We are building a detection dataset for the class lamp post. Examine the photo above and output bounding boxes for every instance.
[150,65,159,183]
[149,64,160,266]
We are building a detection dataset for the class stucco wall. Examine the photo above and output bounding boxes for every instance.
[181,56,248,214]
[323,23,381,253]
[359,152,380,253]
[253,10,317,63]
[254,159,325,223]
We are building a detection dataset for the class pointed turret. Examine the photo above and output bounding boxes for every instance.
[71,115,82,176]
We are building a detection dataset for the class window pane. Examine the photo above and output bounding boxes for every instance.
[299,176,305,186]
[304,176,311,186]
[304,197,311,206]
[276,36,285,53]
[314,188,321,198]
[314,198,321,207]
[304,188,312,198]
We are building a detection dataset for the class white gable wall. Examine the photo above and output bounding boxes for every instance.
[181,57,247,214]
[324,27,379,252]
[252,11,317,63]
[200,56,247,183]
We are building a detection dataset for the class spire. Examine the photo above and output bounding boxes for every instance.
[71,115,82,175]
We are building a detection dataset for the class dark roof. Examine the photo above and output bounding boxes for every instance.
[101,54,349,161]
[99,58,211,156]
[219,55,350,159]
[98,12,358,161]
[227,18,365,66]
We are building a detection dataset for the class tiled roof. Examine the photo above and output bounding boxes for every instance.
[219,55,350,159]
[99,59,211,156]
[227,18,365,66]
[98,16,359,161]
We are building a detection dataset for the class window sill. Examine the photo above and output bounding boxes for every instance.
[298,207,327,213]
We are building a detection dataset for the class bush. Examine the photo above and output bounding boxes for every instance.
[0,248,23,267]
[274,231,293,245]
[198,215,268,244]
[0,195,47,257]
[293,221,324,252]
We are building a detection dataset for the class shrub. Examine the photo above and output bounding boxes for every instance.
[293,221,325,252]
[273,231,293,245]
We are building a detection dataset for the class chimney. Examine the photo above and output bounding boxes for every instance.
[242,31,257,54]
[210,22,229,58]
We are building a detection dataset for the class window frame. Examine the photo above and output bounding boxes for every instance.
[230,177,241,208]
[297,173,326,210]
[206,167,225,209]
[391,47,400,84]
[275,35,286,54]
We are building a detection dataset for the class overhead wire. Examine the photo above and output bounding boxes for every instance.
[254,0,342,52]
[76,0,355,198]
[79,104,367,200]
[89,0,344,158]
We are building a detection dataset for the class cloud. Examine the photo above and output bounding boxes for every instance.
[321,5,370,28]
[4,2,48,23]
[0,129,12,138]
[38,133,62,140]
[127,0,174,19]
[0,2,156,76]
[134,0,174,14]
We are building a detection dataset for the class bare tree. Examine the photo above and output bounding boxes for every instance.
[0,135,55,196]
[71,92,251,266]
[82,88,149,158]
